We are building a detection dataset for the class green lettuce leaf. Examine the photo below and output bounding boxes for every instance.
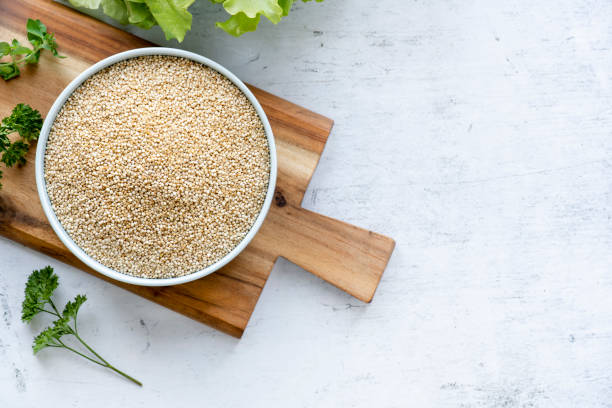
[68,0,102,8]
[101,0,129,24]
[215,12,260,37]
[215,0,322,37]
[278,0,293,16]
[126,1,157,29]
[67,0,323,40]
[222,0,283,24]
[143,0,194,42]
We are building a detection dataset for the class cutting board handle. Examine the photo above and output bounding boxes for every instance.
[263,203,395,302]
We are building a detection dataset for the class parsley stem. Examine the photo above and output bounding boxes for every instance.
[57,340,106,367]
[105,364,143,387]
[35,307,59,317]
[23,266,141,387]
[48,299,62,316]
[72,331,108,365]
[71,331,142,386]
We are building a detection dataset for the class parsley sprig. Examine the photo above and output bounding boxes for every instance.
[0,103,43,189]
[22,266,142,386]
[0,19,64,80]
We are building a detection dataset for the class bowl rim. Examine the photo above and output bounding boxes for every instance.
[35,47,277,286]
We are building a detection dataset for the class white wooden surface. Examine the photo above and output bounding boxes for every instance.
[3,0,612,406]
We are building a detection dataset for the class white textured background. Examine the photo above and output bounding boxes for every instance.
[3,0,612,406]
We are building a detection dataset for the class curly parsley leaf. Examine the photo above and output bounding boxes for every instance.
[33,317,72,353]
[0,133,10,151]
[62,295,87,320]
[33,325,61,353]
[1,140,29,167]
[21,266,58,322]
[0,103,42,189]
[1,103,43,141]
[22,267,142,386]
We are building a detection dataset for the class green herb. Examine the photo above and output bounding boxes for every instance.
[0,19,65,81]
[0,103,43,189]
[67,0,323,42]
[22,266,142,386]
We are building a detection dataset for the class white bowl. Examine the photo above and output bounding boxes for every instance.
[35,47,277,286]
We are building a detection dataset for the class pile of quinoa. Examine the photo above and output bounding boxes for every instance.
[44,55,270,278]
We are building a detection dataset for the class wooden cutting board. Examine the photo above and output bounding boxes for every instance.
[0,0,395,337]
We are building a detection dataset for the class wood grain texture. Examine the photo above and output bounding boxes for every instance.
[0,0,394,337]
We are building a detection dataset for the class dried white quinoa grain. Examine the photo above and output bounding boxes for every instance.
[44,55,270,278]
